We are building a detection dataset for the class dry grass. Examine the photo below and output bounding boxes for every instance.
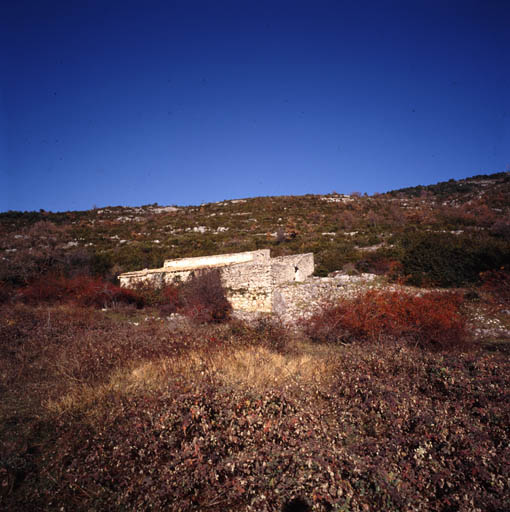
[46,343,339,421]
[207,344,336,389]
[45,358,180,418]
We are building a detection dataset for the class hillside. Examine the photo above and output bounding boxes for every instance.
[1,172,510,511]
[2,171,510,286]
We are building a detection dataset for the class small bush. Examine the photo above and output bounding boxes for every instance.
[69,275,143,308]
[275,227,286,244]
[130,281,181,310]
[356,253,398,275]
[159,284,182,315]
[180,269,232,323]
[16,270,230,318]
[252,317,292,353]
[481,268,510,307]
[313,243,358,277]
[305,290,467,350]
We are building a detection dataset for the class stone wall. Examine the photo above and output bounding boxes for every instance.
[162,249,270,269]
[272,274,378,321]
[271,253,314,284]
[118,269,165,288]
[118,249,314,313]
[221,262,274,312]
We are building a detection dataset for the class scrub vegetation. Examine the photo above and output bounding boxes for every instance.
[1,172,510,511]
[1,171,509,286]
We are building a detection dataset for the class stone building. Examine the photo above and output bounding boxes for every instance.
[118,249,314,312]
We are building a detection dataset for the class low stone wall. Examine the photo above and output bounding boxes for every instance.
[118,261,274,312]
[162,249,270,269]
[118,249,314,313]
[118,269,164,288]
[273,274,378,322]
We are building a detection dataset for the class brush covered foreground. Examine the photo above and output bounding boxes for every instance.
[1,296,509,511]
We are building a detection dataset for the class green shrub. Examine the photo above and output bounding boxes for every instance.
[397,233,510,287]
[313,243,358,276]
[110,244,166,273]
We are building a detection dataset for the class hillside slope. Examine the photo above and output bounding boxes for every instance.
[1,171,509,286]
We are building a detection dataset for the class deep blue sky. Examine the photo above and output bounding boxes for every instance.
[2,0,509,212]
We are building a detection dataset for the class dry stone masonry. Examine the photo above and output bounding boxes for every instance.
[119,249,315,312]
[119,249,383,319]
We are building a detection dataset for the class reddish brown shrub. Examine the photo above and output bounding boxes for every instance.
[67,275,142,308]
[19,274,68,304]
[159,284,182,315]
[253,318,291,353]
[18,271,230,315]
[481,268,510,307]
[19,275,143,308]
[305,289,467,350]
[224,317,292,353]
[356,254,399,276]
[180,269,232,323]
[130,281,181,310]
